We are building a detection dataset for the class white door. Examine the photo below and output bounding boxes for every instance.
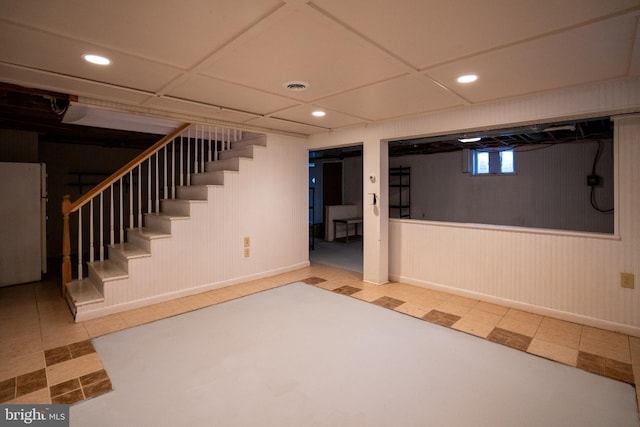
[0,162,43,286]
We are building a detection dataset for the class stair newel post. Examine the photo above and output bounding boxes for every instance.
[61,195,72,295]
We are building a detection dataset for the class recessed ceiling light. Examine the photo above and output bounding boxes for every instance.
[83,54,111,65]
[458,137,482,143]
[457,74,478,84]
[312,111,326,117]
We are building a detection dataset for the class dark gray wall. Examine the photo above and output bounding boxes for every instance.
[390,140,614,233]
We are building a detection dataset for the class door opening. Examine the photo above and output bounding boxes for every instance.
[309,145,363,273]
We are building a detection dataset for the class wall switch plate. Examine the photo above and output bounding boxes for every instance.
[621,273,635,289]
[244,236,250,247]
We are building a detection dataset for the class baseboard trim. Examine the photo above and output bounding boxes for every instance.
[75,261,311,322]
[389,273,640,338]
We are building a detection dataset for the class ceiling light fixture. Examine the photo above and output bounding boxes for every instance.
[312,111,326,117]
[458,137,482,143]
[457,74,478,84]
[83,54,111,65]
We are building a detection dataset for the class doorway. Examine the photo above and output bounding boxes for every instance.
[309,146,363,273]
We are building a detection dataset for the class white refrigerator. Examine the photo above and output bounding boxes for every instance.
[0,162,47,287]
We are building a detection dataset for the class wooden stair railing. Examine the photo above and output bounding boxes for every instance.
[61,123,189,294]
[60,123,244,295]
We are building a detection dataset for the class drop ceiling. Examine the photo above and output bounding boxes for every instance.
[0,0,639,137]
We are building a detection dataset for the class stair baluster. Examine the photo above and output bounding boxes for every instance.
[119,177,124,242]
[60,123,263,310]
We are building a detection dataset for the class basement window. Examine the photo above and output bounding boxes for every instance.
[473,149,514,175]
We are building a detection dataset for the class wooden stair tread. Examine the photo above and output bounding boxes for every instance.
[90,260,128,281]
[66,279,104,306]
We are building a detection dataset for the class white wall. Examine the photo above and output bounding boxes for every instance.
[389,116,639,334]
[75,133,310,320]
[390,140,614,233]
[309,77,640,334]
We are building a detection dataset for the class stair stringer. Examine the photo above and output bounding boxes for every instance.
[72,138,310,321]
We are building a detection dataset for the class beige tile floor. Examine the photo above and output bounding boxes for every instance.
[2,263,640,414]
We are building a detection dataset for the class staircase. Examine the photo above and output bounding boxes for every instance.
[62,124,290,321]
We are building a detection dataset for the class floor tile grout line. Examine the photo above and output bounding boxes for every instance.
[4,272,638,405]
[314,279,638,387]
[3,279,314,406]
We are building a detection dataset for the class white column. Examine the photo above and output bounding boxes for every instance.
[362,137,389,285]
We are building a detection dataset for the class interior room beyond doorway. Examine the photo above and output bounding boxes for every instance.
[309,146,363,273]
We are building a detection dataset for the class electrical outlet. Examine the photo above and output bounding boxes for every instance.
[244,236,250,247]
[621,273,635,289]
[244,247,250,258]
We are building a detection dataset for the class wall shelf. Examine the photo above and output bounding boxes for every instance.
[389,166,410,218]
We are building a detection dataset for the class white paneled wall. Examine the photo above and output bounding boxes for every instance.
[309,77,640,335]
[391,116,640,335]
[75,133,309,320]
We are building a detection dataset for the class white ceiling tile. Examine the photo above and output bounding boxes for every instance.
[148,97,260,123]
[316,76,464,121]
[426,15,638,103]
[166,74,298,115]
[246,116,329,135]
[0,21,182,93]
[272,105,367,129]
[201,8,407,101]
[0,0,637,136]
[0,63,153,105]
[0,0,283,68]
[313,0,640,69]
